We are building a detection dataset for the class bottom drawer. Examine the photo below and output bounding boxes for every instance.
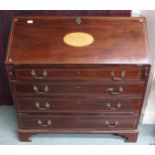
[18,114,138,130]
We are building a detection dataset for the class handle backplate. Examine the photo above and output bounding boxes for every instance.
[106,102,122,110]
[31,70,48,80]
[105,120,119,128]
[110,71,125,81]
[35,102,50,110]
[106,86,123,95]
[37,120,52,127]
[33,85,49,95]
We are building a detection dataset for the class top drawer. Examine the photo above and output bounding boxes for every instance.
[14,66,143,81]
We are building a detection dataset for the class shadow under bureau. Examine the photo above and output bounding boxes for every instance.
[5,16,151,142]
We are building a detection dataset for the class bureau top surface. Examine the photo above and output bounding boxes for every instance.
[6,16,150,65]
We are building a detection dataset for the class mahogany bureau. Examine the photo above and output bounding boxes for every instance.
[5,16,151,142]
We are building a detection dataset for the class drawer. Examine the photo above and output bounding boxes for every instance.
[18,114,138,130]
[16,97,142,113]
[14,82,145,97]
[15,66,143,81]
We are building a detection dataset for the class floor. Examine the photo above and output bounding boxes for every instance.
[0,106,155,145]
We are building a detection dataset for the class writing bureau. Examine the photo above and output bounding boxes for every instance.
[5,16,151,142]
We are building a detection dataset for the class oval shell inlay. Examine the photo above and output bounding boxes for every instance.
[63,32,94,47]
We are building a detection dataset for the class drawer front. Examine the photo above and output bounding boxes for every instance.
[16,97,142,113]
[15,66,143,81]
[19,114,138,130]
[14,82,145,96]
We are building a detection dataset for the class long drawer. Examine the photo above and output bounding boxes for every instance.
[16,97,142,113]
[13,82,145,96]
[15,66,143,81]
[18,114,138,130]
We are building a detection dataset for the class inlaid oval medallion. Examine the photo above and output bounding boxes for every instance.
[63,32,94,47]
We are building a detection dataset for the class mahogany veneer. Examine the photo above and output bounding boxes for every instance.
[5,16,151,142]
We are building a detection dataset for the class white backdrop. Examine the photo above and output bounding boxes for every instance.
[139,10,155,124]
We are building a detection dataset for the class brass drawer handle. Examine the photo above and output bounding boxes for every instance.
[106,86,123,95]
[106,102,122,110]
[37,120,52,127]
[110,71,125,81]
[35,102,50,110]
[105,120,119,128]
[33,85,49,95]
[31,70,48,80]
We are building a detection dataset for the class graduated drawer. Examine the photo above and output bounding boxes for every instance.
[16,97,142,113]
[13,81,145,97]
[18,114,138,130]
[15,66,143,81]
